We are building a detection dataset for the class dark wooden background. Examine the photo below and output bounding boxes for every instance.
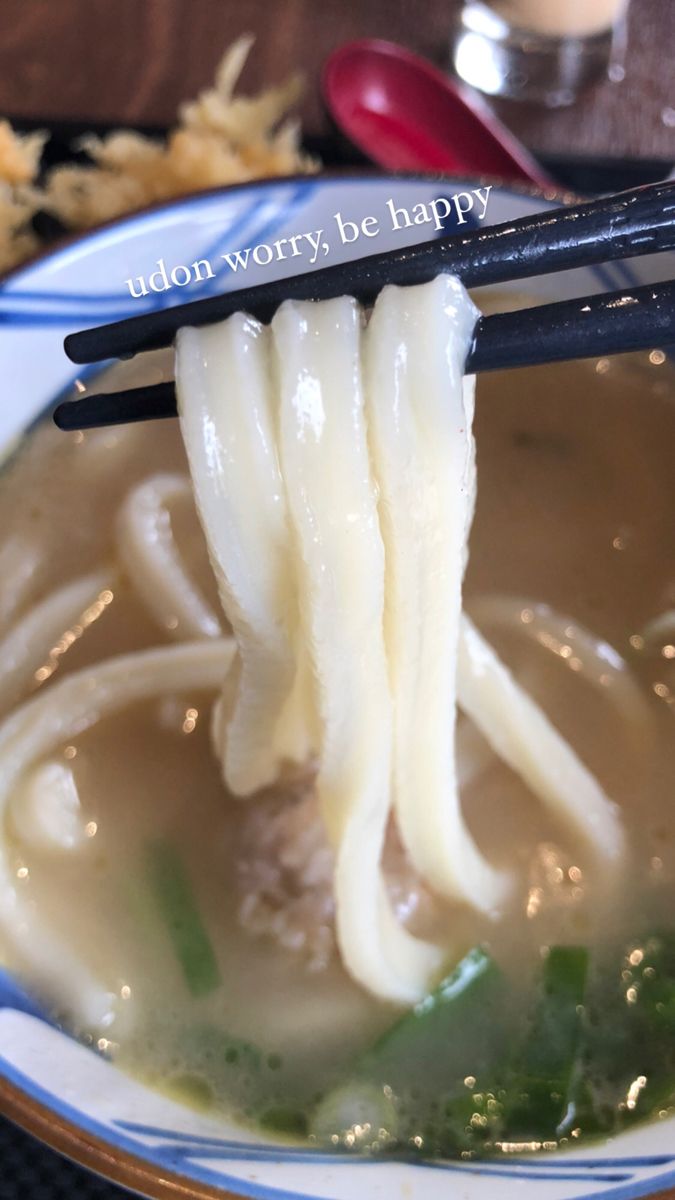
[0,0,673,163]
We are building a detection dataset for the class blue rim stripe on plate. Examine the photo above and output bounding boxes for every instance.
[114,1124,675,1171]
[0,1047,674,1200]
[0,179,322,294]
[0,181,319,324]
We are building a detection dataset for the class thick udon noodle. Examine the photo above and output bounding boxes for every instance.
[0,276,673,1148]
[0,276,630,1016]
[174,275,622,1005]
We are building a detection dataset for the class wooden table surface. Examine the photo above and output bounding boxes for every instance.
[0,0,673,164]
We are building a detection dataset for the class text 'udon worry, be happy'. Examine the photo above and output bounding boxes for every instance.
[123,187,493,300]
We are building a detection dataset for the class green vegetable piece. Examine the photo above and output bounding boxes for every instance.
[507,945,589,1138]
[358,947,504,1093]
[307,949,503,1154]
[607,931,675,1129]
[562,1071,615,1139]
[628,933,675,1037]
[439,1087,506,1154]
[146,838,221,998]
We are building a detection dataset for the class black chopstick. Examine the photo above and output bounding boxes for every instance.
[63,180,675,367]
[53,278,675,432]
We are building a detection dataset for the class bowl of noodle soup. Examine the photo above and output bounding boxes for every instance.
[1,175,675,1200]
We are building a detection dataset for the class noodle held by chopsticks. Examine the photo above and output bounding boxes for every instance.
[175,276,624,1004]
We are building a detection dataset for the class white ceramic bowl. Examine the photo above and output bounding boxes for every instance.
[1,175,674,1200]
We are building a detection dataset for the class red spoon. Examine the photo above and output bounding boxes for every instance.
[322,39,552,189]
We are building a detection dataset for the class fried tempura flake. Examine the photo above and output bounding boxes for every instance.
[0,37,317,273]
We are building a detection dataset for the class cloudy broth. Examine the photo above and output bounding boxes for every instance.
[0,345,674,1152]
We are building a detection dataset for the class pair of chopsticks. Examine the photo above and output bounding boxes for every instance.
[54,180,675,432]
